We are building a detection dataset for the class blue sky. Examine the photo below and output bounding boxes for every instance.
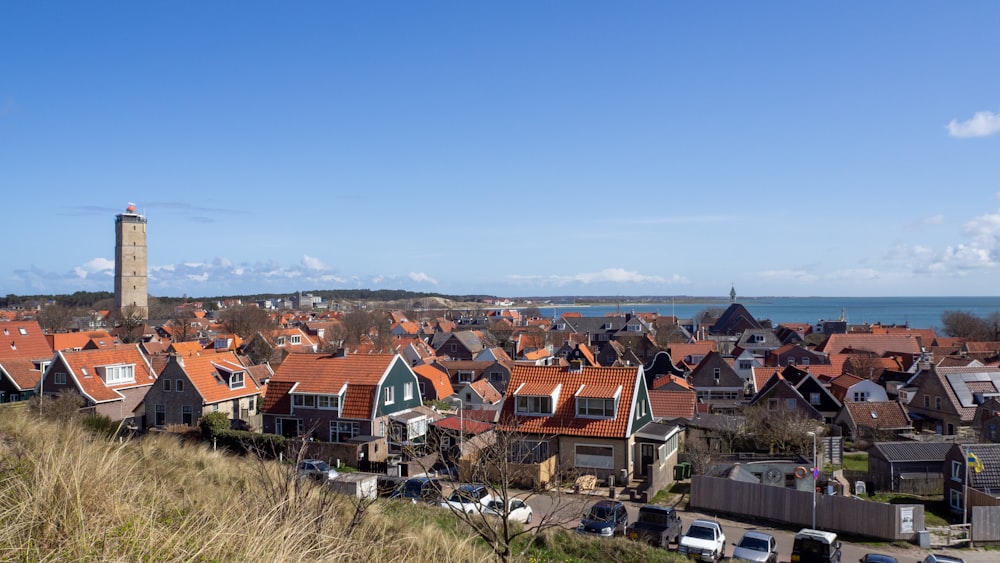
[2,2,1000,299]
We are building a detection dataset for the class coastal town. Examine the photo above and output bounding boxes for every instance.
[0,206,997,562]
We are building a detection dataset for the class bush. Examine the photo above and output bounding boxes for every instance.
[198,411,231,438]
[81,414,119,439]
[212,429,286,459]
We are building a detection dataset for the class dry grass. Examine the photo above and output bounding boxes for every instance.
[0,405,493,562]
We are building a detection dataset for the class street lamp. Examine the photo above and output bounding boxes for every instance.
[806,431,817,529]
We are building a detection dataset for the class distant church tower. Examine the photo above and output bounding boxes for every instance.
[114,203,149,320]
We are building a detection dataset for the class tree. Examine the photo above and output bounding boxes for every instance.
[844,352,884,380]
[37,303,76,333]
[741,403,822,456]
[219,305,275,339]
[941,310,991,340]
[340,308,377,346]
[113,303,146,343]
[431,426,576,563]
[168,308,197,343]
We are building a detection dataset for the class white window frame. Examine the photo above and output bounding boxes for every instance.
[515,395,553,415]
[182,405,193,425]
[290,335,301,345]
[950,488,963,511]
[384,385,395,405]
[404,381,414,401]
[103,364,136,385]
[229,371,245,390]
[54,372,66,385]
[576,397,616,418]
[951,460,963,481]
[331,421,360,443]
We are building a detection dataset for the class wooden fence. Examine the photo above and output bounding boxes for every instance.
[972,506,1000,544]
[690,475,924,542]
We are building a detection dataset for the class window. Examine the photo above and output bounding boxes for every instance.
[577,397,616,418]
[923,395,930,408]
[276,336,286,346]
[404,382,413,401]
[229,371,245,390]
[636,398,647,420]
[182,406,193,426]
[801,357,810,366]
[768,398,779,411]
[515,395,552,415]
[509,440,549,463]
[155,405,165,426]
[103,364,135,385]
[951,461,963,481]
[384,386,395,405]
[713,368,721,378]
[378,421,386,437]
[290,335,301,345]
[457,371,474,383]
[809,392,821,405]
[575,444,614,469]
[853,391,869,402]
[739,360,753,370]
[450,344,457,353]
[176,380,184,392]
[53,372,66,385]
[490,371,503,382]
[787,357,796,366]
[316,395,339,413]
[331,421,360,443]
[786,398,797,409]
[935,396,942,411]
[292,395,316,408]
[950,488,963,511]
[163,378,172,392]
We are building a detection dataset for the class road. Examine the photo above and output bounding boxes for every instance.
[520,490,987,563]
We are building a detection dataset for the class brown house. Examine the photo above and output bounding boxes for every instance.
[40,344,156,423]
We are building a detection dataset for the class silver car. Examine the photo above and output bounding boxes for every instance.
[733,531,778,563]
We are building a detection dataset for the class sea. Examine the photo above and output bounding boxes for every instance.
[534,297,1000,330]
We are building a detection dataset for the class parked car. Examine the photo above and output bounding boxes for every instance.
[626,504,682,547]
[389,477,443,504]
[297,459,339,481]
[677,519,726,562]
[858,554,896,563]
[733,531,779,563]
[483,497,533,524]
[576,500,629,537]
[791,528,841,563]
[919,556,965,563]
[440,484,493,514]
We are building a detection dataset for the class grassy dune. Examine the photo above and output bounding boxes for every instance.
[0,406,681,562]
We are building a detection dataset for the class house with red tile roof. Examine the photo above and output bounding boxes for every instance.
[833,400,912,441]
[0,321,53,402]
[45,330,117,352]
[262,353,427,464]
[141,350,262,430]
[497,363,676,489]
[242,326,318,367]
[455,378,503,410]
[648,388,696,420]
[411,363,454,401]
[905,364,1000,437]
[40,344,156,423]
[829,373,888,403]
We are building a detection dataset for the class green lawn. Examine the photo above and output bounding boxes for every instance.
[842,453,868,472]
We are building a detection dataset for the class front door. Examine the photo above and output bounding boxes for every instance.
[638,443,655,477]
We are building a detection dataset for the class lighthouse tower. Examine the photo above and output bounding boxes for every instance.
[114,203,148,320]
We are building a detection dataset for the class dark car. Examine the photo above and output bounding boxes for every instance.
[389,477,443,504]
[626,505,682,547]
[576,500,629,537]
[859,555,896,563]
[791,528,841,563]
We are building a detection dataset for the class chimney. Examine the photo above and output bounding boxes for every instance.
[569,359,583,372]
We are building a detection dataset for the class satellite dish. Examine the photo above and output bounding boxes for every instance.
[764,468,783,485]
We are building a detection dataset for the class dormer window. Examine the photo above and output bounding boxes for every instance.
[575,384,621,418]
[516,395,552,415]
[513,382,560,415]
[276,336,286,346]
[229,371,245,389]
[102,364,135,385]
[290,335,301,345]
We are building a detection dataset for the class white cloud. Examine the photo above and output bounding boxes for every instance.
[947,110,1000,138]
[72,257,114,279]
[923,214,944,226]
[302,255,328,271]
[408,272,438,284]
[750,269,820,283]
